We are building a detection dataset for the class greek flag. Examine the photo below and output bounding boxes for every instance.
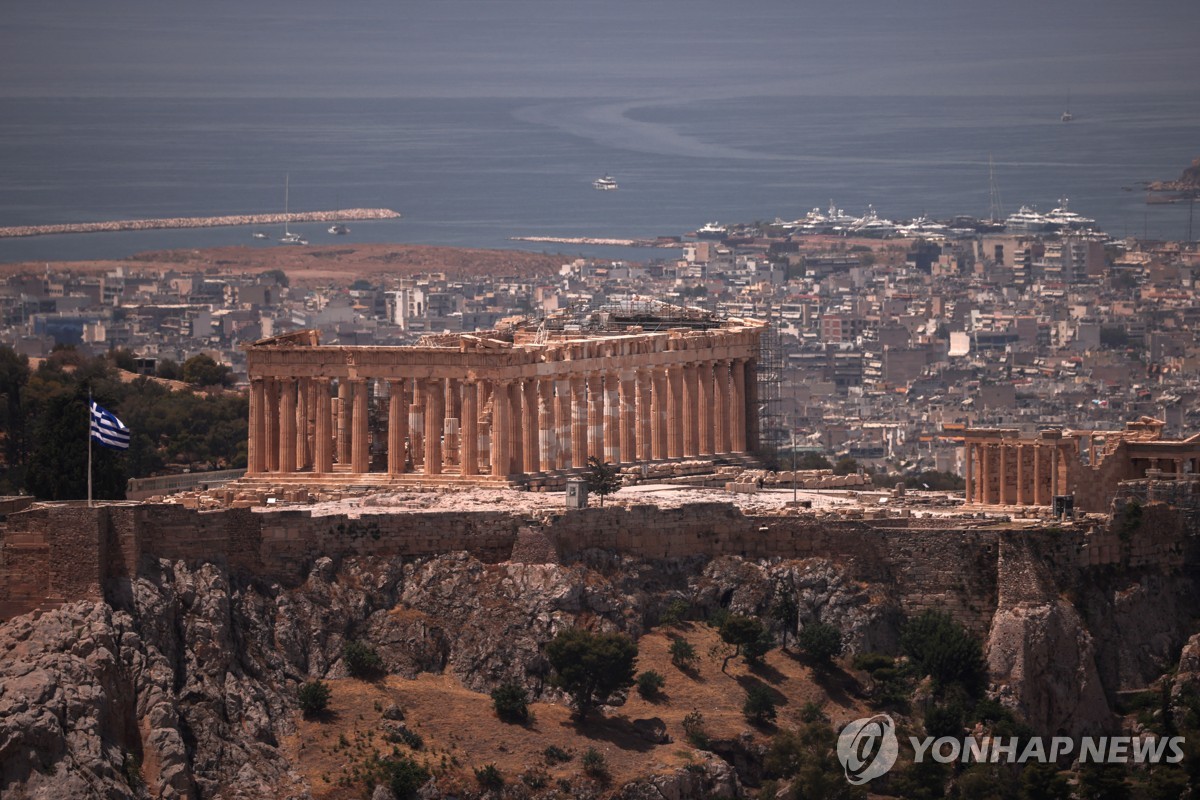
[90,401,130,450]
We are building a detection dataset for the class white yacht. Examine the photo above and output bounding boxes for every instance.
[328,224,349,235]
[848,205,897,237]
[1005,206,1056,232]
[251,231,269,240]
[896,214,949,238]
[593,175,619,191]
[1044,198,1095,230]
[797,201,858,234]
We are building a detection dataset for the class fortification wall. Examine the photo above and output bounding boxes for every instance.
[0,498,1195,629]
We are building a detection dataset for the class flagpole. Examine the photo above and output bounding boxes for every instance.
[87,389,93,508]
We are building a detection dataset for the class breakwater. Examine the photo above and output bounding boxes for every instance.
[510,235,681,248]
[0,209,402,239]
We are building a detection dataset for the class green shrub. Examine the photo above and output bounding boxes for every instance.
[682,711,709,748]
[362,753,429,800]
[490,681,529,723]
[743,684,779,725]
[660,598,690,627]
[543,745,573,764]
[637,670,666,699]
[474,764,504,790]
[797,621,843,667]
[385,727,424,750]
[546,627,638,719]
[343,640,384,679]
[520,768,549,789]
[900,610,985,697]
[718,614,774,670]
[670,637,697,670]
[297,680,332,718]
[925,701,965,740]
[799,701,828,723]
[581,747,609,781]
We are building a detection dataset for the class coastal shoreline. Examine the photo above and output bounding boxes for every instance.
[0,209,402,239]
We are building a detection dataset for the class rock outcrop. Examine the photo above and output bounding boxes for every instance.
[986,598,1112,736]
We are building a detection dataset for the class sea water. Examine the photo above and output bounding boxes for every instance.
[0,92,1196,265]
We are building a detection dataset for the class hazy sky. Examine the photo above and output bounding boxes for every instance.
[2,0,1198,99]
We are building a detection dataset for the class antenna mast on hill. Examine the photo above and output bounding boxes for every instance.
[988,154,1004,223]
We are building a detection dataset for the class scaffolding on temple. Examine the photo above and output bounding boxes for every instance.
[756,315,787,461]
[537,299,727,333]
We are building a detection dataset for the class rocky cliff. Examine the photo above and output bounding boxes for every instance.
[2,516,1198,798]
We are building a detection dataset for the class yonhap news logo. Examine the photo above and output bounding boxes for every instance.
[835,713,1186,784]
[836,714,899,784]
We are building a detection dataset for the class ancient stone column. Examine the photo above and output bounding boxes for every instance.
[963,442,973,504]
[667,364,684,459]
[588,374,604,462]
[388,378,409,475]
[980,444,992,504]
[652,368,668,460]
[635,369,652,462]
[682,363,699,457]
[555,378,573,470]
[491,380,510,478]
[315,379,333,474]
[998,443,1009,505]
[409,381,425,470]
[443,379,460,469]
[249,378,266,474]
[1051,445,1060,500]
[730,359,747,453]
[699,361,714,456]
[521,378,539,474]
[461,381,479,476]
[306,379,318,470]
[604,372,620,464]
[478,381,492,470]
[280,378,297,473]
[352,379,370,474]
[336,380,351,467]
[1033,444,1044,505]
[745,357,760,452]
[508,380,524,475]
[619,371,636,464]
[538,378,555,472]
[424,379,444,475]
[714,360,730,454]
[571,375,589,469]
[295,378,309,470]
[1016,443,1027,505]
[266,378,280,472]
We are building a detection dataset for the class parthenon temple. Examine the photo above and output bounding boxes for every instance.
[959,417,1200,512]
[243,308,766,485]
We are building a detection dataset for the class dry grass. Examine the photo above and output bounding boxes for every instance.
[280,624,873,798]
[0,243,564,287]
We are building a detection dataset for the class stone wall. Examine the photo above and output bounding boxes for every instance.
[1,498,1196,631]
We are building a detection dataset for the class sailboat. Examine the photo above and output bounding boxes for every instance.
[279,174,306,245]
[1061,91,1073,122]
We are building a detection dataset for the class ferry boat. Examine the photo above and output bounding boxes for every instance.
[695,221,727,239]
[593,175,619,191]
